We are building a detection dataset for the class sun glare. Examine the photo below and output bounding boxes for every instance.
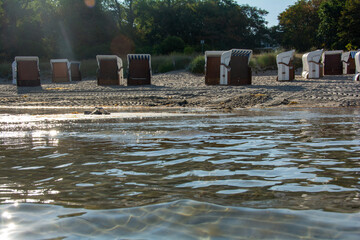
[84,0,96,8]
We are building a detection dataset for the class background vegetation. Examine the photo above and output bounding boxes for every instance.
[0,0,359,77]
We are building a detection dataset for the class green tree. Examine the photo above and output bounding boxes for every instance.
[317,0,345,49]
[278,0,324,51]
[337,0,360,49]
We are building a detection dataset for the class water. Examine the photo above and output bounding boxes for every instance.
[0,108,359,239]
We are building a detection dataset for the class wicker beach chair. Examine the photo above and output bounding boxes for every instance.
[354,52,360,81]
[70,61,82,81]
[277,50,295,81]
[322,50,343,75]
[205,51,226,85]
[14,56,40,86]
[342,51,358,75]
[50,59,70,83]
[220,49,252,85]
[127,54,151,85]
[96,55,123,85]
[301,50,323,79]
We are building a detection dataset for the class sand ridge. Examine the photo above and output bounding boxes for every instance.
[0,70,359,110]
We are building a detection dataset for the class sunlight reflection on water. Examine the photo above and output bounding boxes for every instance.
[0,108,359,239]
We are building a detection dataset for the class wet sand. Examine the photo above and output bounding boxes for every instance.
[0,70,359,110]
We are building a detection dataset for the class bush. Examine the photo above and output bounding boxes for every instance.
[160,36,185,54]
[0,62,12,79]
[255,52,277,70]
[189,55,205,74]
[184,46,195,55]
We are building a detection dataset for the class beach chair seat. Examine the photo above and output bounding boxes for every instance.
[322,50,343,75]
[354,52,360,81]
[127,54,151,86]
[277,50,295,81]
[50,59,70,83]
[220,49,252,85]
[342,51,358,75]
[96,55,123,85]
[301,50,323,79]
[70,61,82,81]
[15,56,40,87]
[205,51,226,85]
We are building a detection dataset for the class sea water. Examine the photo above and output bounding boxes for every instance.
[0,108,359,239]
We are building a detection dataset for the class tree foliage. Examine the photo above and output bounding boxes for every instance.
[278,0,360,51]
[278,0,324,52]
[0,0,270,61]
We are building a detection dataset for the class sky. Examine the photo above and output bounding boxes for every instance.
[236,0,298,27]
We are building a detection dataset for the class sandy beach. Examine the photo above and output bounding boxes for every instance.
[0,70,359,110]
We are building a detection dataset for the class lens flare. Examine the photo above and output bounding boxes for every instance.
[84,0,95,8]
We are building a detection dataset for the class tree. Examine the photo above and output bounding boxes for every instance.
[337,0,360,50]
[278,0,324,51]
[317,0,345,49]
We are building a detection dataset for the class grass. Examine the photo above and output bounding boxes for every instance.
[152,54,193,74]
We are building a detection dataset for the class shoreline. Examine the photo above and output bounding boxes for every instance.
[1,70,359,111]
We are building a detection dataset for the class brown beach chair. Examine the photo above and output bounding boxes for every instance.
[96,55,123,85]
[220,49,252,85]
[322,51,343,75]
[205,51,226,85]
[127,54,151,85]
[70,61,82,81]
[15,56,40,87]
[50,59,70,83]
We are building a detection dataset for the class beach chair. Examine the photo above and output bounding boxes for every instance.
[127,54,151,85]
[322,50,343,75]
[50,59,71,83]
[205,51,226,85]
[354,52,360,81]
[220,49,252,85]
[14,56,40,86]
[277,50,295,81]
[342,51,358,75]
[12,61,16,85]
[301,50,323,79]
[70,61,82,81]
[96,55,123,85]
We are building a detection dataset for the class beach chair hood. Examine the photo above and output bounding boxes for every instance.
[277,50,295,81]
[301,49,323,79]
[96,55,122,69]
[277,50,295,66]
[127,54,151,74]
[220,49,252,85]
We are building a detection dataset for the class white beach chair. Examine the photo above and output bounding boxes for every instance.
[354,52,360,81]
[277,50,295,81]
[12,61,17,85]
[96,55,123,85]
[205,51,226,85]
[342,51,358,74]
[220,49,252,85]
[302,50,323,79]
[50,59,71,83]
[14,56,40,86]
